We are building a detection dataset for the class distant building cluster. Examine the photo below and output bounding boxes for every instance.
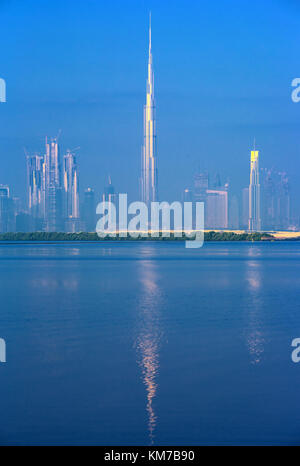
[0,137,104,233]
[0,136,119,233]
[183,148,295,232]
[24,137,81,232]
[25,137,81,232]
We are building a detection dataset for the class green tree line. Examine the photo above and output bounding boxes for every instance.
[0,231,274,242]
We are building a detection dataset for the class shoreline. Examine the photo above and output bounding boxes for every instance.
[0,231,300,242]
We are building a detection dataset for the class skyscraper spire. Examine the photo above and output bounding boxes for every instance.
[141,13,157,205]
[146,12,154,107]
[149,11,151,51]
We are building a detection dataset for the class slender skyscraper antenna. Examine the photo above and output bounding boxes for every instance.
[149,11,151,50]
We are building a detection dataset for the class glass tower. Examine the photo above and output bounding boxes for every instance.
[249,149,261,231]
[141,14,158,206]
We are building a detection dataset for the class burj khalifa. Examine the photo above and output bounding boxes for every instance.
[141,14,158,205]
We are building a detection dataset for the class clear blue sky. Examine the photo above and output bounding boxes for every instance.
[0,0,300,209]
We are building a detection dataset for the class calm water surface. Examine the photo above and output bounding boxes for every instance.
[0,241,300,445]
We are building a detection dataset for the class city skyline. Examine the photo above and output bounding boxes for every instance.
[0,3,299,232]
[0,131,295,233]
[1,0,300,208]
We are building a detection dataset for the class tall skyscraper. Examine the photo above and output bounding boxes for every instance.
[261,168,276,230]
[248,148,261,231]
[261,168,291,231]
[277,172,290,230]
[26,154,45,225]
[45,137,63,231]
[45,137,61,187]
[102,176,118,231]
[63,149,80,232]
[63,150,80,220]
[0,185,15,232]
[206,187,229,229]
[141,14,158,205]
[83,188,95,232]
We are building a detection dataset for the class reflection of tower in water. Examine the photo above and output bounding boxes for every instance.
[245,249,265,364]
[136,254,163,444]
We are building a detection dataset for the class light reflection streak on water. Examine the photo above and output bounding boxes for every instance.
[135,251,163,445]
[245,249,265,365]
